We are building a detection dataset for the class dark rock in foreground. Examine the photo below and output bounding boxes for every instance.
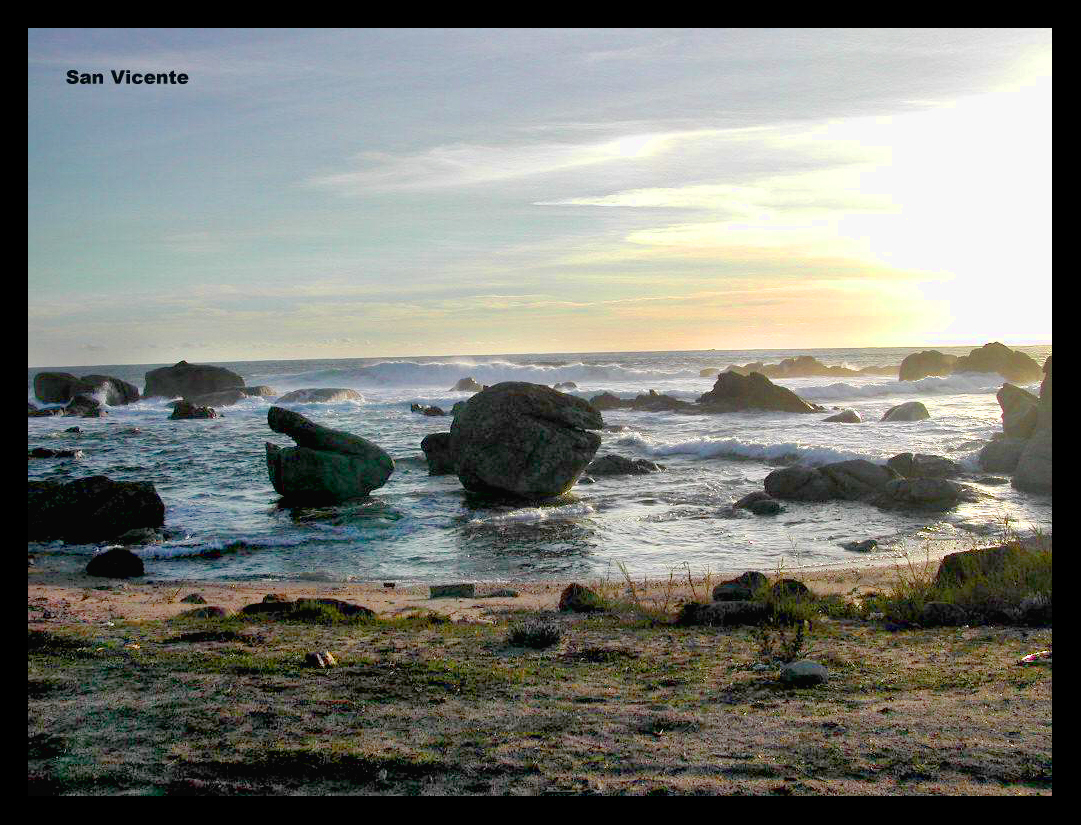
[676,600,770,627]
[764,459,968,511]
[697,371,822,414]
[265,406,393,503]
[712,571,768,601]
[450,382,602,499]
[558,583,605,613]
[143,360,244,400]
[28,476,165,544]
[86,548,144,578]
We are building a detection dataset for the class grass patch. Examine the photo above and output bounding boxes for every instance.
[507,619,562,649]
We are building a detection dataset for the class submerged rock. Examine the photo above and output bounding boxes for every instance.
[585,454,665,476]
[28,476,165,544]
[823,409,861,423]
[697,371,821,413]
[265,406,393,503]
[881,401,930,421]
[143,360,244,400]
[450,382,602,499]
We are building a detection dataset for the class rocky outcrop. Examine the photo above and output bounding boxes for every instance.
[275,388,363,404]
[881,401,930,421]
[886,452,962,479]
[169,401,219,420]
[33,372,138,407]
[953,342,1043,383]
[265,407,394,503]
[79,375,140,405]
[697,372,821,413]
[997,384,1040,440]
[586,390,695,413]
[28,476,165,543]
[764,459,967,510]
[33,372,86,403]
[449,382,602,499]
[420,432,456,475]
[450,377,485,392]
[823,409,861,423]
[585,454,664,476]
[143,361,244,400]
[898,350,958,381]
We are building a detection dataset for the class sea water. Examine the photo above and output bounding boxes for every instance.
[27,346,1052,584]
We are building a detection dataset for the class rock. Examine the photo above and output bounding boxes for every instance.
[450,377,484,392]
[65,427,82,433]
[27,404,64,417]
[558,583,605,613]
[676,600,770,627]
[553,381,578,391]
[169,401,219,420]
[628,390,696,412]
[242,386,277,398]
[430,583,475,598]
[413,405,445,416]
[183,388,246,407]
[180,606,228,619]
[823,409,861,423]
[879,477,965,510]
[1012,431,1052,493]
[765,460,916,506]
[67,394,106,417]
[28,448,84,459]
[115,527,163,545]
[86,548,144,578]
[997,384,1040,440]
[842,539,878,553]
[265,407,394,502]
[143,360,244,400]
[700,368,720,377]
[818,460,899,500]
[450,382,602,499]
[733,492,783,515]
[34,372,89,403]
[28,476,166,543]
[772,579,812,600]
[79,375,140,405]
[585,454,665,476]
[420,432,456,475]
[712,571,768,601]
[779,660,828,686]
[953,342,1043,383]
[588,392,625,411]
[881,401,930,421]
[697,371,821,413]
[886,452,962,479]
[275,388,363,404]
[451,401,467,416]
[919,601,968,627]
[180,593,207,604]
[935,544,1030,588]
[764,465,838,502]
[978,437,1027,473]
[898,350,958,381]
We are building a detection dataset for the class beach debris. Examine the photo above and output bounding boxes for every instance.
[430,583,475,599]
[779,659,829,687]
[1018,650,1052,666]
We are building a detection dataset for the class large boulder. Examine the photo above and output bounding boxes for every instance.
[143,361,244,399]
[978,437,1027,473]
[28,476,165,544]
[817,460,899,500]
[997,384,1040,440]
[881,401,930,421]
[33,372,89,403]
[953,342,1043,383]
[1012,356,1052,494]
[449,382,602,499]
[265,407,393,502]
[763,459,965,511]
[898,350,958,381]
[879,477,965,511]
[86,548,145,578]
[274,388,363,404]
[420,432,456,475]
[79,375,140,405]
[696,371,821,413]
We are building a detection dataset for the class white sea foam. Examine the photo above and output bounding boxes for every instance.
[467,502,596,525]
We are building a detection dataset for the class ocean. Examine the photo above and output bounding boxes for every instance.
[27,345,1052,584]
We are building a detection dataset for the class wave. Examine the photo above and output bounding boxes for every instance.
[615,432,883,467]
[467,502,596,525]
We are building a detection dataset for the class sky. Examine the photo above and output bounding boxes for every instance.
[28,28,1052,367]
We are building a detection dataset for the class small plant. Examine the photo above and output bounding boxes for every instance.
[507,619,562,649]
[754,619,810,663]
